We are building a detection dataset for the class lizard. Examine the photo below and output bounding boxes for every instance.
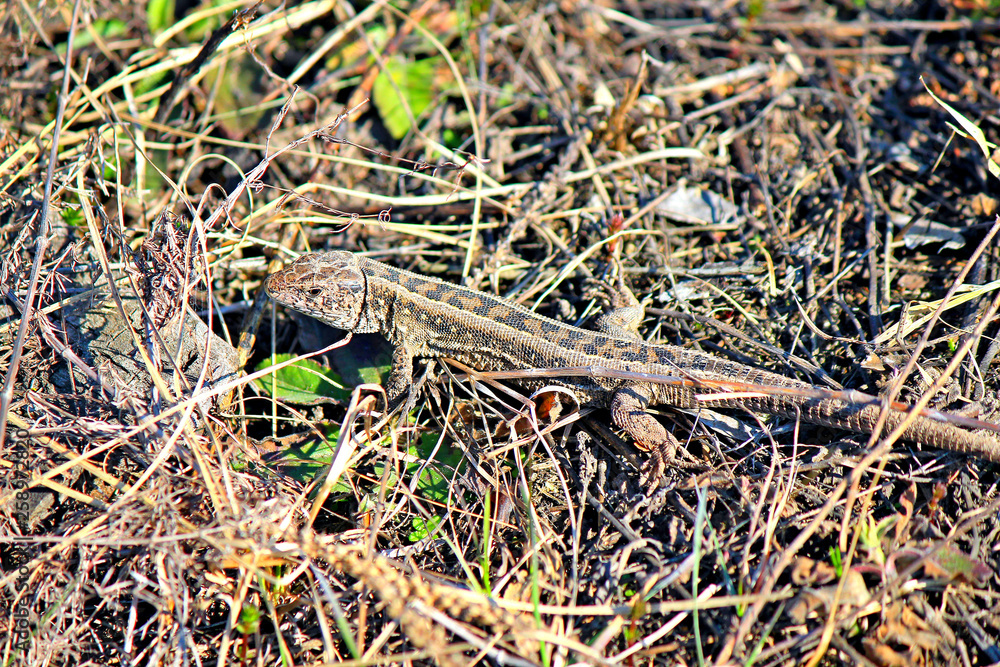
[264,250,1000,485]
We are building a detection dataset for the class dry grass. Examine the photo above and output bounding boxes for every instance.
[2,1,999,665]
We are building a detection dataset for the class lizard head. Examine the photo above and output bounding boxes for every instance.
[266,251,370,332]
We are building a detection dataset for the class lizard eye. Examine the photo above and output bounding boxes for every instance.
[307,287,323,297]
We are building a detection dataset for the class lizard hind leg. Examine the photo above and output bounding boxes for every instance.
[610,385,681,491]
[593,265,647,339]
[598,266,682,490]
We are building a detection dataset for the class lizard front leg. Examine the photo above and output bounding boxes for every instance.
[593,268,646,339]
[610,384,682,490]
[385,346,415,407]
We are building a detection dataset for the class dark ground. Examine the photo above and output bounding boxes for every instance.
[1,1,1000,665]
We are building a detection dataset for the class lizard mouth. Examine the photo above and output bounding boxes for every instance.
[263,263,293,293]
[264,264,308,298]
[263,272,281,295]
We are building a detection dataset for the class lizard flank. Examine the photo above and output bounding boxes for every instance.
[265,251,1000,485]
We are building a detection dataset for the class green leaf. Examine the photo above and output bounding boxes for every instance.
[236,603,261,635]
[184,0,228,41]
[61,208,86,228]
[467,0,494,15]
[146,0,175,35]
[413,432,464,501]
[829,545,843,576]
[372,56,440,140]
[133,71,169,98]
[60,19,128,52]
[858,515,887,565]
[210,60,268,136]
[408,515,442,542]
[443,128,460,148]
[254,354,350,404]
[101,155,120,182]
[917,544,993,586]
[330,339,391,387]
[264,427,355,488]
[372,432,465,511]
[324,25,389,70]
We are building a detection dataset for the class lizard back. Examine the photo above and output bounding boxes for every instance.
[266,251,1000,462]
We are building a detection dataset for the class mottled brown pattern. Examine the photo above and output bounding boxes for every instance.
[266,251,1000,486]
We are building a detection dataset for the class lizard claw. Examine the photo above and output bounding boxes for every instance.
[639,452,666,492]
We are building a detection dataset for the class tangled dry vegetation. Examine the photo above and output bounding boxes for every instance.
[2,1,1000,665]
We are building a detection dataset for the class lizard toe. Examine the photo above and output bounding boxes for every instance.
[639,453,666,491]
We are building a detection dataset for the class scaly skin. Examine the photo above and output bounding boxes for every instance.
[265,251,1000,485]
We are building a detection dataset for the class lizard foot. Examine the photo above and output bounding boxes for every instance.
[610,385,682,491]
[385,360,437,416]
[638,452,667,492]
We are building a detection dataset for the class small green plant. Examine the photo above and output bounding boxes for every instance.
[829,545,843,576]
[254,355,350,404]
[61,207,85,228]
[408,515,442,542]
[372,56,444,140]
[146,0,175,35]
